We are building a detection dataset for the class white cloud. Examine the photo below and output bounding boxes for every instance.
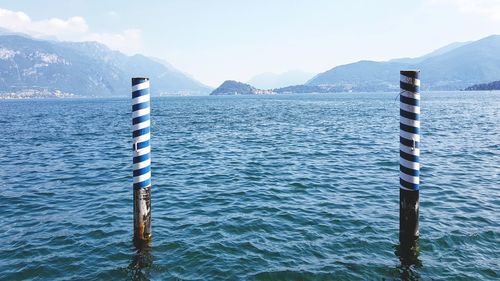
[0,8,87,37]
[0,8,142,54]
[426,0,500,21]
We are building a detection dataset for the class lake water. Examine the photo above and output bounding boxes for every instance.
[0,92,498,280]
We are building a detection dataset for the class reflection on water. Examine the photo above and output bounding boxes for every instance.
[128,241,153,281]
[395,240,422,280]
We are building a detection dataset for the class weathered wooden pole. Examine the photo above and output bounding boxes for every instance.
[132,77,152,244]
[399,70,420,248]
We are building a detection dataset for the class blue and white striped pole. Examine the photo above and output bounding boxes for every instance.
[132,77,152,243]
[399,70,420,247]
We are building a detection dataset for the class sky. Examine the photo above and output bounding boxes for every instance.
[0,0,499,87]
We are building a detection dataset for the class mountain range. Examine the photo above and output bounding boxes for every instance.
[306,35,500,91]
[0,34,211,98]
[2,33,500,98]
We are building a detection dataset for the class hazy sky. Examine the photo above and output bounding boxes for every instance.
[0,0,499,86]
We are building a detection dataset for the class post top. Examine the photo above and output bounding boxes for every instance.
[400,70,420,79]
[132,77,149,86]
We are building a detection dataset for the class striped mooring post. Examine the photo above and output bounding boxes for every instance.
[399,70,420,247]
[132,77,152,243]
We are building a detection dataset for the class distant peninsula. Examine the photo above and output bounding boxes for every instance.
[464,80,500,91]
[210,80,346,95]
[210,80,273,95]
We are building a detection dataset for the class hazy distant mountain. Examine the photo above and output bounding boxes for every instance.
[210,80,273,95]
[307,35,500,91]
[464,80,500,91]
[0,34,211,97]
[273,84,343,94]
[247,70,314,89]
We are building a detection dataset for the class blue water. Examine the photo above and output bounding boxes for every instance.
[0,92,498,280]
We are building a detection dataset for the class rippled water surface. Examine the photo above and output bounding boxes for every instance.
[0,92,499,280]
